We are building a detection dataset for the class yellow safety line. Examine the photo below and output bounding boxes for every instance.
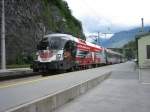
[0,77,49,89]
[0,74,64,89]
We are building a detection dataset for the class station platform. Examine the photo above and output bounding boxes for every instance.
[55,62,150,112]
[1,62,149,112]
[0,63,112,112]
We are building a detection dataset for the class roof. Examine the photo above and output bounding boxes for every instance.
[135,32,150,40]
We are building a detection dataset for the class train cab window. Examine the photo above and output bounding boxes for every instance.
[64,41,77,58]
[48,37,67,50]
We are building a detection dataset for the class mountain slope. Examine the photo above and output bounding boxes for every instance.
[102,26,150,48]
[0,0,84,64]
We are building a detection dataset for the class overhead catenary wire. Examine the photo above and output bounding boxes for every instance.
[80,0,112,38]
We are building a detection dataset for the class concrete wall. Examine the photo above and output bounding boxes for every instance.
[138,35,150,68]
[7,72,111,112]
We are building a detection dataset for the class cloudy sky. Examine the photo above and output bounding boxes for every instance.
[64,0,150,36]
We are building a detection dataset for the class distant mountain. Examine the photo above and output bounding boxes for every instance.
[87,35,110,45]
[101,26,150,48]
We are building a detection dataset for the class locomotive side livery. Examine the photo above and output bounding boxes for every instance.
[31,33,124,72]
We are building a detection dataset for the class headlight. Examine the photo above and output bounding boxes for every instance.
[56,54,61,60]
[35,52,39,60]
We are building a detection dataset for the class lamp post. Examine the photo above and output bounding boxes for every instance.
[1,0,6,70]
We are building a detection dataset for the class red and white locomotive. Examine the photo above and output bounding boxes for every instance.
[31,33,123,72]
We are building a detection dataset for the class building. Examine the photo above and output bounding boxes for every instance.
[136,33,150,68]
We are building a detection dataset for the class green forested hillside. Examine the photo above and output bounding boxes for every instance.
[0,0,85,65]
[123,41,137,60]
[42,0,84,37]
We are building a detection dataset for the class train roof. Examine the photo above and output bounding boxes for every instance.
[43,33,124,55]
[44,33,75,40]
[106,48,123,56]
[44,33,102,50]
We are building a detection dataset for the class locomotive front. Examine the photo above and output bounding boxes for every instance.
[31,34,76,72]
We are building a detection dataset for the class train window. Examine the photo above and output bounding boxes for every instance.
[86,52,92,58]
[107,53,111,57]
[76,50,89,58]
[48,37,67,50]
[64,41,77,58]
[71,42,77,57]
[64,41,72,51]
[147,45,150,59]
[98,51,105,57]
[95,52,100,58]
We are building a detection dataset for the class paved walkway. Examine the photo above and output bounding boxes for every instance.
[139,68,150,83]
[55,62,150,112]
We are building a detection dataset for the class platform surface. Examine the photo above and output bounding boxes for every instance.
[55,62,150,112]
[0,63,114,112]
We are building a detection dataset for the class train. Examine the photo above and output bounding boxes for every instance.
[31,33,124,72]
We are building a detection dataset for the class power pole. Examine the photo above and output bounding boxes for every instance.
[97,32,100,45]
[141,18,144,32]
[1,0,6,70]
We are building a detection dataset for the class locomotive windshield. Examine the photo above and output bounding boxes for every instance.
[37,36,68,50]
[48,37,67,50]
